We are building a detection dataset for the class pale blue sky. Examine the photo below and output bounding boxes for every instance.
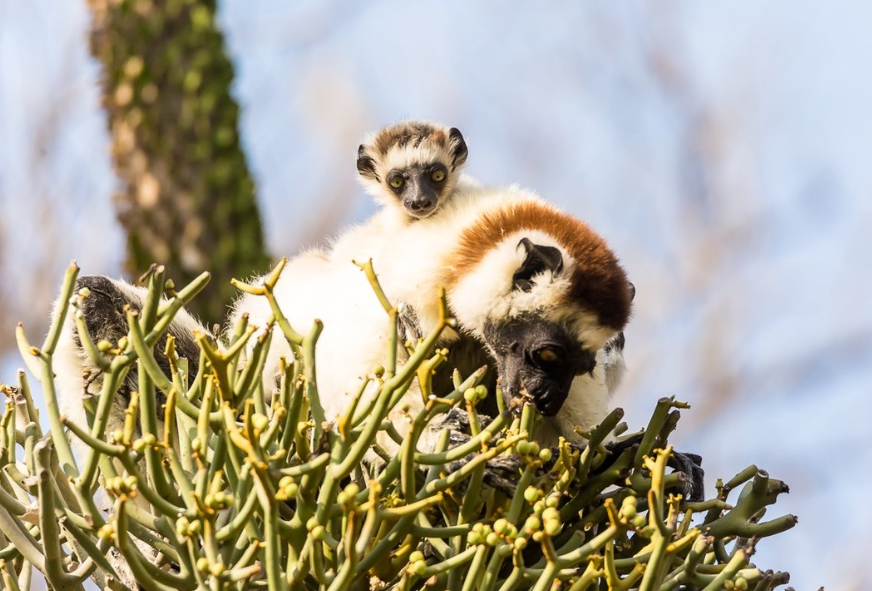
[2,2,871,588]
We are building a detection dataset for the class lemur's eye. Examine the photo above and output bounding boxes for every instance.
[534,347,561,365]
[431,169,446,182]
[389,176,404,189]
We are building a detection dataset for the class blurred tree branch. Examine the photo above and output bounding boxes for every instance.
[87,0,270,325]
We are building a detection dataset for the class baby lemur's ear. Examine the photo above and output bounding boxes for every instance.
[512,238,564,292]
[356,144,377,180]
[448,127,468,169]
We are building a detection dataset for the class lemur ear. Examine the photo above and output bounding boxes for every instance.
[628,282,636,302]
[448,127,468,169]
[357,144,377,180]
[512,238,564,292]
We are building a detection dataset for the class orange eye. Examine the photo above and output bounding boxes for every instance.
[536,348,560,363]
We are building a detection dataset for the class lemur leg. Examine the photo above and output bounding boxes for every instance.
[433,411,705,501]
[57,276,208,590]
[70,276,204,423]
[599,433,705,502]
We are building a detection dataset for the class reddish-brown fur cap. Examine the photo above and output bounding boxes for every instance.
[370,121,449,156]
[447,201,632,330]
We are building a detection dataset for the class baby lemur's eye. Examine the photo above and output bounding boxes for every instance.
[389,176,405,189]
[431,169,446,183]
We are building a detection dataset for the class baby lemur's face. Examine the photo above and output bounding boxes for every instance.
[384,161,450,218]
[357,121,468,220]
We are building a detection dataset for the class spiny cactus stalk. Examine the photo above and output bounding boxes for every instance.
[87,0,271,325]
[0,262,797,590]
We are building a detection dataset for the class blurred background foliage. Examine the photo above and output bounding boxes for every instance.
[87,0,270,324]
[1,1,870,589]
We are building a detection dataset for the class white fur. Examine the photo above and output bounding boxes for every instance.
[230,249,394,423]
[540,348,619,447]
[448,229,574,335]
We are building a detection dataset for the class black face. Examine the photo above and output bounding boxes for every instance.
[483,316,597,417]
[385,163,449,219]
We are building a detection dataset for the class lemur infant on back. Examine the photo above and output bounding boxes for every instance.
[230,121,635,455]
[330,120,475,262]
[335,120,631,418]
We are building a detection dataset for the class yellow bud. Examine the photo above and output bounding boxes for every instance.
[525,516,541,532]
[210,562,226,577]
[544,519,561,536]
[251,413,269,432]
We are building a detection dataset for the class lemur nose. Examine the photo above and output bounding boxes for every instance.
[409,197,436,211]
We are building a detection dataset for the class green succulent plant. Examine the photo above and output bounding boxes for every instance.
[0,263,796,590]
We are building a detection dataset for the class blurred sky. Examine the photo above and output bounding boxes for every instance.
[2,1,872,589]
